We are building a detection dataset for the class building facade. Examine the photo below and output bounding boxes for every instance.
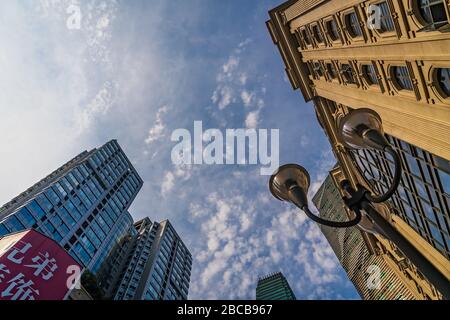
[267,0,450,299]
[313,170,417,299]
[0,140,192,300]
[112,219,192,300]
[0,140,144,295]
[256,272,297,300]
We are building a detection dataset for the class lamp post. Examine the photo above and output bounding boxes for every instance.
[269,108,450,299]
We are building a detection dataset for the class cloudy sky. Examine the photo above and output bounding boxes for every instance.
[0,0,359,299]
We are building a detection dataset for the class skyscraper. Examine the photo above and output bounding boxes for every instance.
[267,0,449,299]
[313,168,417,299]
[112,219,192,300]
[256,272,296,300]
[0,140,192,300]
[0,140,143,277]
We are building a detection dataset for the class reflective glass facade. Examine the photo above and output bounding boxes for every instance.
[256,272,296,300]
[0,140,143,275]
[350,135,450,259]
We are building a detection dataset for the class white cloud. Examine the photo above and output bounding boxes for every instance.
[161,171,175,194]
[188,184,344,299]
[212,86,234,110]
[0,1,119,206]
[145,105,170,144]
[245,111,260,129]
[77,81,116,132]
[241,90,255,107]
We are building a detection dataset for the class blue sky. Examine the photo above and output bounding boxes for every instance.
[0,0,360,299]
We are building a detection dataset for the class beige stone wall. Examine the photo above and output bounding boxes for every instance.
[284,0,450,160]
[267,0,450,300]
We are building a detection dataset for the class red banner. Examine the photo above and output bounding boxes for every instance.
[0,229,81,300]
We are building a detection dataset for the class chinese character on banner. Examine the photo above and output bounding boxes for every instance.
[0,264,10,284]
[1,273,40,300]
[7,242,32,265]
[25,252,58,280]
[0,229,81,300]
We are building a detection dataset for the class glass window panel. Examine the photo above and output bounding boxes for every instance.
[393,66,413,90]
[55,183,67,198]
[0,224,9,236]
[377,2,395,32]
[65,201,82,220]
[4,216,25,232]
[16,207,36,228]
[28,200,47,219]
[419,0,448,24]
[437,68,450,96]
[46,188,61,205]
[346,12,362,37]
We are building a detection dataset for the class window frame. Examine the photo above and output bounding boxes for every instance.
[360,62,382,90]
[408,0,450,32]
[310,22,326,47]
[299,26,313,49]
[324,16,342,43]
[390,65,414,91]
[426,63,450,104]
[340,62,359,87]
[368,0,399,39]
[343,9,364,40]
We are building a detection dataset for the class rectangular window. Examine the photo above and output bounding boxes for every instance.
[78,189,93,207]
[59,206,76,227]
[55,182,67,198]
[4,216,25,232]
[65,201,82,220]
[377,2,395,32]
[61,177,74,192]
[46,188,61,205]
[0,224,9,236]
[16,207,37,228]
[28,200,47,219]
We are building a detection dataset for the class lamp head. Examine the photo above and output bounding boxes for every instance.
[338,108,389,151]
[269,164,310,202]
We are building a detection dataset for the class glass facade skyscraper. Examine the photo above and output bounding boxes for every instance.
[0,140,143,286]
[256,272,296,300]
[0,140,193,300]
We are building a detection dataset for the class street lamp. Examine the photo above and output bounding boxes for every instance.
[269,108,450,299]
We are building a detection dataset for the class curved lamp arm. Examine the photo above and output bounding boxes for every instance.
[364,145,402,203]
[286,181,362,228]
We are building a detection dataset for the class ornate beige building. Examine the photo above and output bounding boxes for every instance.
[267,0,450,299]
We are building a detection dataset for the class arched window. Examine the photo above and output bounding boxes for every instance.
[436,67,450,97]
[312,25,324,43]
[326,19,340,41]
[362,64,379,85]
[345,12,363,37]
[417,0,448,27]
[392,66,413,90]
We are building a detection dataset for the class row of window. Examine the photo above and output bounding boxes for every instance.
[294,0,449,49]
[311,60,450,98]
[350,125,450,258]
